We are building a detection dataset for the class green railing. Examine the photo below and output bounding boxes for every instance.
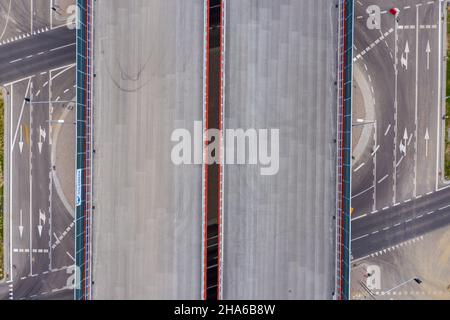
[335,0,353,301]
[75,0,93,300]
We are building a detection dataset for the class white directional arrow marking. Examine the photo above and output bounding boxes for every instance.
[39,209,46,225]
[401,41,409,70]
[425,128,430,157]
[40,126,46,142]
[19,209,24,238]
[19,125,24,154]
[38,126,45,154]
[399,141,407,156]
[37,209,46,237]
[426,40,431,70]
[403,128,408,143]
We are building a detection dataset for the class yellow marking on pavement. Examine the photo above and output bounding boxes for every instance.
[24,125,30,145]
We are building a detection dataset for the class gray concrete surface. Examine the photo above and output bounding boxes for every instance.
[222,0,337,300]
[352,225,450,300]
[92,0,204,299]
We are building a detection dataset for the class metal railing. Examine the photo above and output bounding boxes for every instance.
[75,0,94,300]
[335,0,354,301]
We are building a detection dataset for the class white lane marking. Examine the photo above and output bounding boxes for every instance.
[66,252,75,262]
[30,0,33,34]
[11,78,31,151]
[3,75,36,87]
[352,185,375,199]
[396,155,404,168]
[354,163,365,172]
[393,19,399,204]
[384,124,391,136]
[13,249,49,254]
[436,0,442,191]
[373,121,378,211]
[413,5,419,198]
[9,58,22,64]
[354,28,394,62]
[352,236,425,262]
[419,25,437,29]
[352,234,369,242]
[49,42,75,52]
[50,63,75,81]
[371,145,380,156]
[29,80,34,276]
[351,214,367,222]
[378,174,389,184]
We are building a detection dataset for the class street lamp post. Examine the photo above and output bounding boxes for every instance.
[24,98,75,105]
[46,119,76,125]
[352,119,376,127]
[384,278,422,294]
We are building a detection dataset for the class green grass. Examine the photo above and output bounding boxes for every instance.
[0,91,4,280]
[446,7,450,180]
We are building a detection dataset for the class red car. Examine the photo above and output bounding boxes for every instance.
[389,7,400,16]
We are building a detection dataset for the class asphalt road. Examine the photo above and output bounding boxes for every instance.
[352,186,450,259]
[0,2,76,300]
[0,27,75,84]
[352,0,443,215]
[351,0,450,260]
[92,0,204,299]
[222,0,337,300]
[0,65,76,301]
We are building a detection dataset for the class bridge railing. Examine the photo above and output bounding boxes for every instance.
[335,0,354,301]
[75,0,94,300]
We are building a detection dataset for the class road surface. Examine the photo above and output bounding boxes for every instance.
[222,0,337,300]
[0,1,76,300]
[351,0,450,259]
[92,0,204,299]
